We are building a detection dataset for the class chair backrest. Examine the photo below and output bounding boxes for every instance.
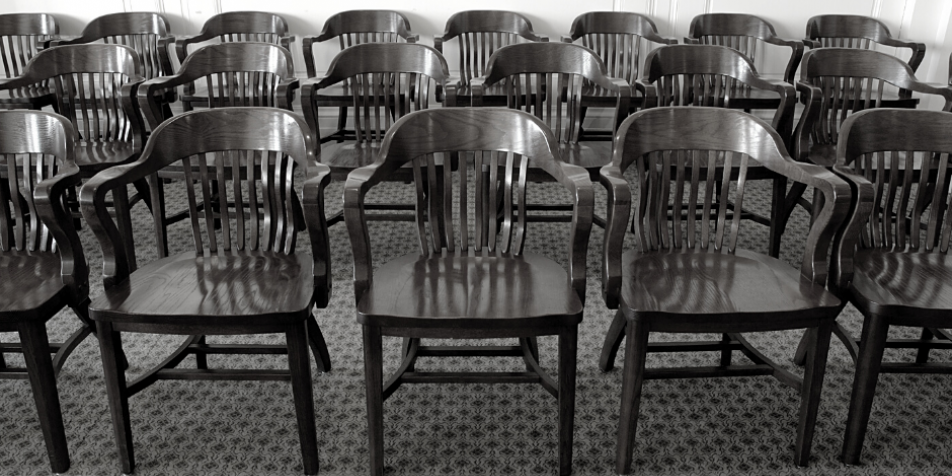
[303,43,450,144]
[837,108,952,255]
[641,44,795,143]
[139,42,296,129]
[54,12,173,79]
[303,10,416,78]
[175,11,292,64]
[343,107,593,299]
[564,11,676,84]
[687,13,803,82]
[435,10,547,86]
[0,44,145,147]
[795,48,952,161]
[81,108,330,293]
[806,14,924,72]
[475,42,630,144]
[0,13,58,79]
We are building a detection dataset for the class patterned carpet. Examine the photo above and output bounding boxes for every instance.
[2,163,951,476]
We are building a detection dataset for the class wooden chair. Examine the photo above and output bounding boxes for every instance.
[301,42,453,224]
[561,11,677,140]
[0,110,89,473]
[599,107,850,474]
[302,10,418,143]
[174,11,295,111]
[80,107,332,475]
[0,44,147,179]
[826,108,952,465]
[0,13,58,110]
[50,12,175,117]
[137,41,299,256]
[638,44,796,257]
[436,10,548,107]
[345,108,592,476]
[805,14,925,72]
[782,49,952,319]
[685,13,804,111]
[470,42,628,227]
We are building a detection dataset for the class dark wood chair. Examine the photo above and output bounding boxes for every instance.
[0,13,58,110]
[805,14,925,72]
[344,108,592,476]
[0,44,147,179]
[302,10,418,143]
[436,10,548,107]
[685,13,804,111]
[826,108,952,465]
[301,42,454,224]
[599,107,850,474]
[561,11,677,140]
[782,49,952,324]
[0,110,90,473]
[79,107,332,475]
[638,44,796,257]
[174,11,295,111]
[471,41,629,227]
[137,41,299,256]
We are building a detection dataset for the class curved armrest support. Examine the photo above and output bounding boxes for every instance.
[443,78,460,107]
[302,36,318,78]
[302,162,332,307]
[683,37,700,45]
[277,78,300,112]
[121,77,146,152]
[433,36,445,53]
[299,79,324,144]
[342,165,380,303]
[802,38,821,49]
[33,162,88,298]
[560,162,594,305]
[829,165,874,293]
[610,78,632,133]
[765,37,804,83]
[793,81,822,163]
[638,79,657,109]
[599,165,631,309]
[470,77,489,107]
[158,36,176,77]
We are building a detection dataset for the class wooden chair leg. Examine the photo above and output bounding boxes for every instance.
[599,309,627,371]
[286,323,320,475]
[795,322,833,466]
[558,326,578,476]
[98,322,135,474]
[195,335,208,369]
[362,325,385,476]
[842,314,889,465]
[719,333,733,367]
[915,327,934,364]
[307,314,332,373]
[769,176,787,258]
[615,316,649,475]
[18,322,70,474]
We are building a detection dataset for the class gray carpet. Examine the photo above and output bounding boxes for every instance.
[2,169,951,476]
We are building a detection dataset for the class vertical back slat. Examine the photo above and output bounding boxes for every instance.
[926,152,950,250]
[181,156,205,252]
[247,150,260,250]
[411,155,429,256]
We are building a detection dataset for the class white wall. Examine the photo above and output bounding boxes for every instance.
[4,0,952,107]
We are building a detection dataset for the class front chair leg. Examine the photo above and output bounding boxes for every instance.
[19,322,70,473]
[306,314,332,372]
[286,322,320,475]
[98,322,135,474]
[558,326,578,476]
[842,314,889,465]
[362,325,385,476]
[599,310,627,371]
[795,322,832,466]
[616,316,649,475]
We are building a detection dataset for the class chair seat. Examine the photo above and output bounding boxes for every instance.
[75,142,138,175]
[89,250,315,328]
[620,248,841,332]
[357,249,584,329]
[849,249,952,323]
[0,250,69,324]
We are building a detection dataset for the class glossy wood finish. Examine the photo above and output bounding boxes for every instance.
[640,44,795,256]
[344,108,592,475]
[688,13,804,83]
[302,10,418,143]
[805,14,925,72]
[0,13,58,110]
[0,110,89,474]
[827,108,952,465]
[81,108,332,475]
[175,11,295,111]
[436,10,547,106]
[0,44,146,177]
[600,107,850,474]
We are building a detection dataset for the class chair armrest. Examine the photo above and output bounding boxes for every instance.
[764,37,804,83]
[158,36,176,77]
[802,38,821,49]
[302,36,318,78]
[637,79,656,109]
[342,164,380,303]
[471,77,488,107]
[559,162,594,304]
[829,165,874,293]
[174,35,197,64]
[537,35,550,43]
[406,35,419,44]
[299,78,325,145]
[434,36,445,53]
[302,162,332,307]
[683,37,700,45]
[793,81,822,163]
[33,160,88,298]
[277,78,300,112]
[560,34,574,43]
[609,78,632,132]
[443,78,460,107]
[137,75,180,130]
[881,37,926,71]
[599,165,631,309]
